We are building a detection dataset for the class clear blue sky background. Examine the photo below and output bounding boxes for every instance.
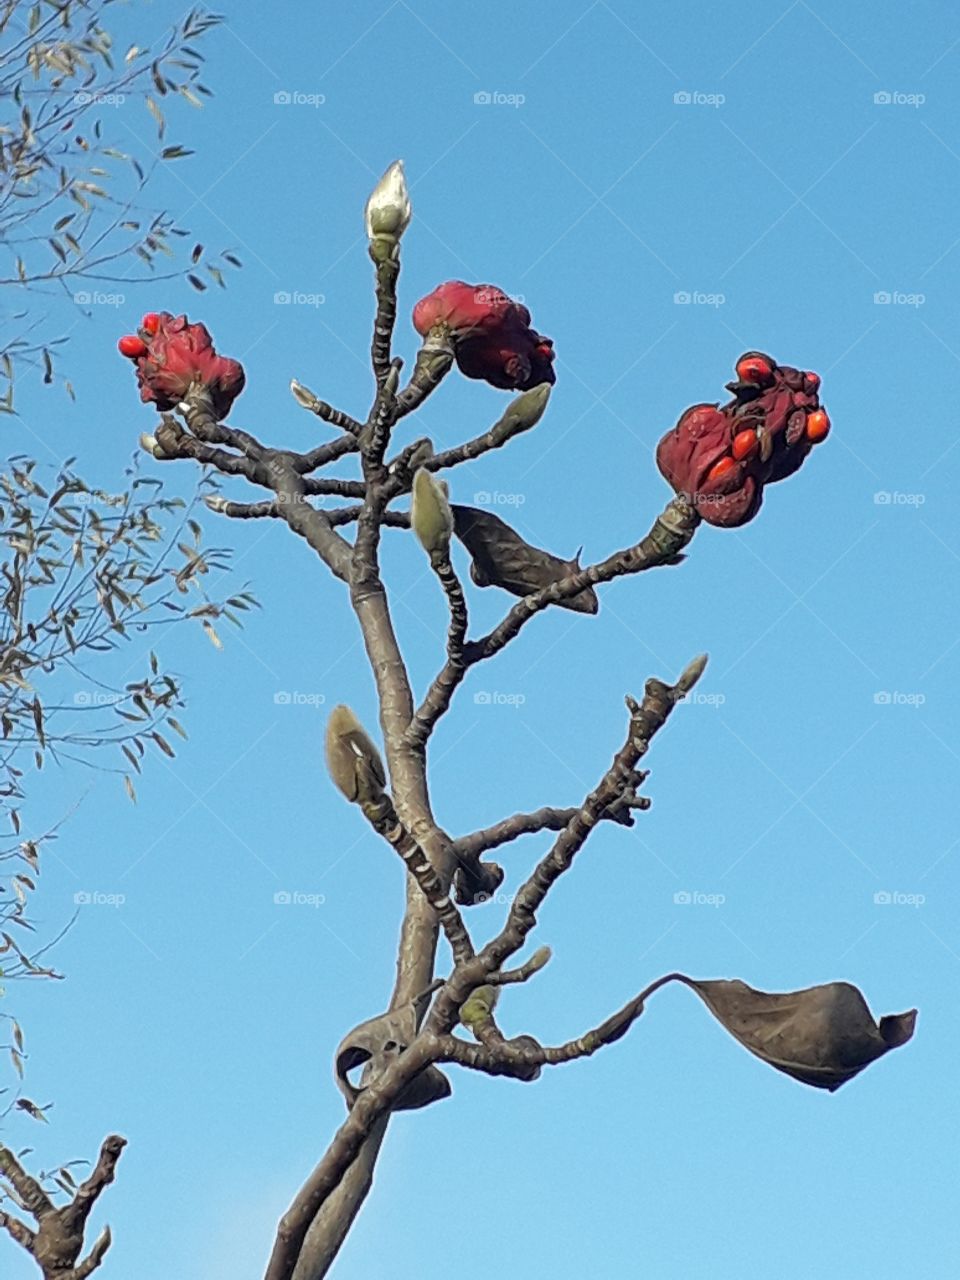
[5,1,959,1276]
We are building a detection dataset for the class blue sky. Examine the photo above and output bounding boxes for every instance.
[5,1,960,1276]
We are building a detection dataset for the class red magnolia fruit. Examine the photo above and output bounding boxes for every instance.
[118,335,147,358]
[412,280,556,391]
[806,409,830,441]
[413,281,515,337]
[118,311,245,419]
[656,352,829,528]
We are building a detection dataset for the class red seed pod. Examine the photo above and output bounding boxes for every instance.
[118,335,148,358]
[732,428,759,461]
[804,370,821,391]
[805,408,830,442]
[141,312,160,335]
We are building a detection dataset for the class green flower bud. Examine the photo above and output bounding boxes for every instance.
[365,160,412,240]
[503,383,551,434]
[325,704,386,805]
[460,984,499,1031]
[411,468,453,558]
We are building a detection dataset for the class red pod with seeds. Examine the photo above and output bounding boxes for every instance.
[117,312,245,418]
[656,350,830,527]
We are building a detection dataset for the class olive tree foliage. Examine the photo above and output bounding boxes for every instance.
[0,6,247,1272]
[0,0,238,404]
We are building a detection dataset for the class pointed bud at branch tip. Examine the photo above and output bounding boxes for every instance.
[290,379,318,410]
[204,495,228,512]
[676,653,709,695]
[411,468,453,557]
[505,382,551,433]
[365,160,412,240]
[325,705,386,805]
[139,433,158,454]
[528,945,552,972]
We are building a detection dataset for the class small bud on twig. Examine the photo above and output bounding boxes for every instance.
[325,705,386,805]
[411,468,453,558]
[365,160,412,241]
[502,382,552,435]
[290,379,319,411]
[459,984,499,1031]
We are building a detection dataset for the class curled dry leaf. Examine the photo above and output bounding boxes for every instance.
[450,505,598,614]
[335,1005,451,1112]
[683,977,916,1091]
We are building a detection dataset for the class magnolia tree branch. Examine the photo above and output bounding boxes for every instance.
[264,660,703,1280]
[452,791,649,862]
[357,791,474,966]
[434,972,686,1076]
[426,655,707,1033]
[107,163,886,1280]
[140,293,706,1280]
[407,497,701,748]
[290,380,364,438]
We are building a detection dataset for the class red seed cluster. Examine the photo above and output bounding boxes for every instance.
[656,351,830,528]
[117,312,245,419]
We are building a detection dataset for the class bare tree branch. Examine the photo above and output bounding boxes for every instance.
[408,497,701,747]
[427,655,707,1033]
[434,972,685,1076]
[357,790,473,966]
[452,791,649,862]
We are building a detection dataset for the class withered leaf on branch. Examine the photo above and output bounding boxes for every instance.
[682,977,916,1091]
[450,505,598,614]
[335,1004,451,1112]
